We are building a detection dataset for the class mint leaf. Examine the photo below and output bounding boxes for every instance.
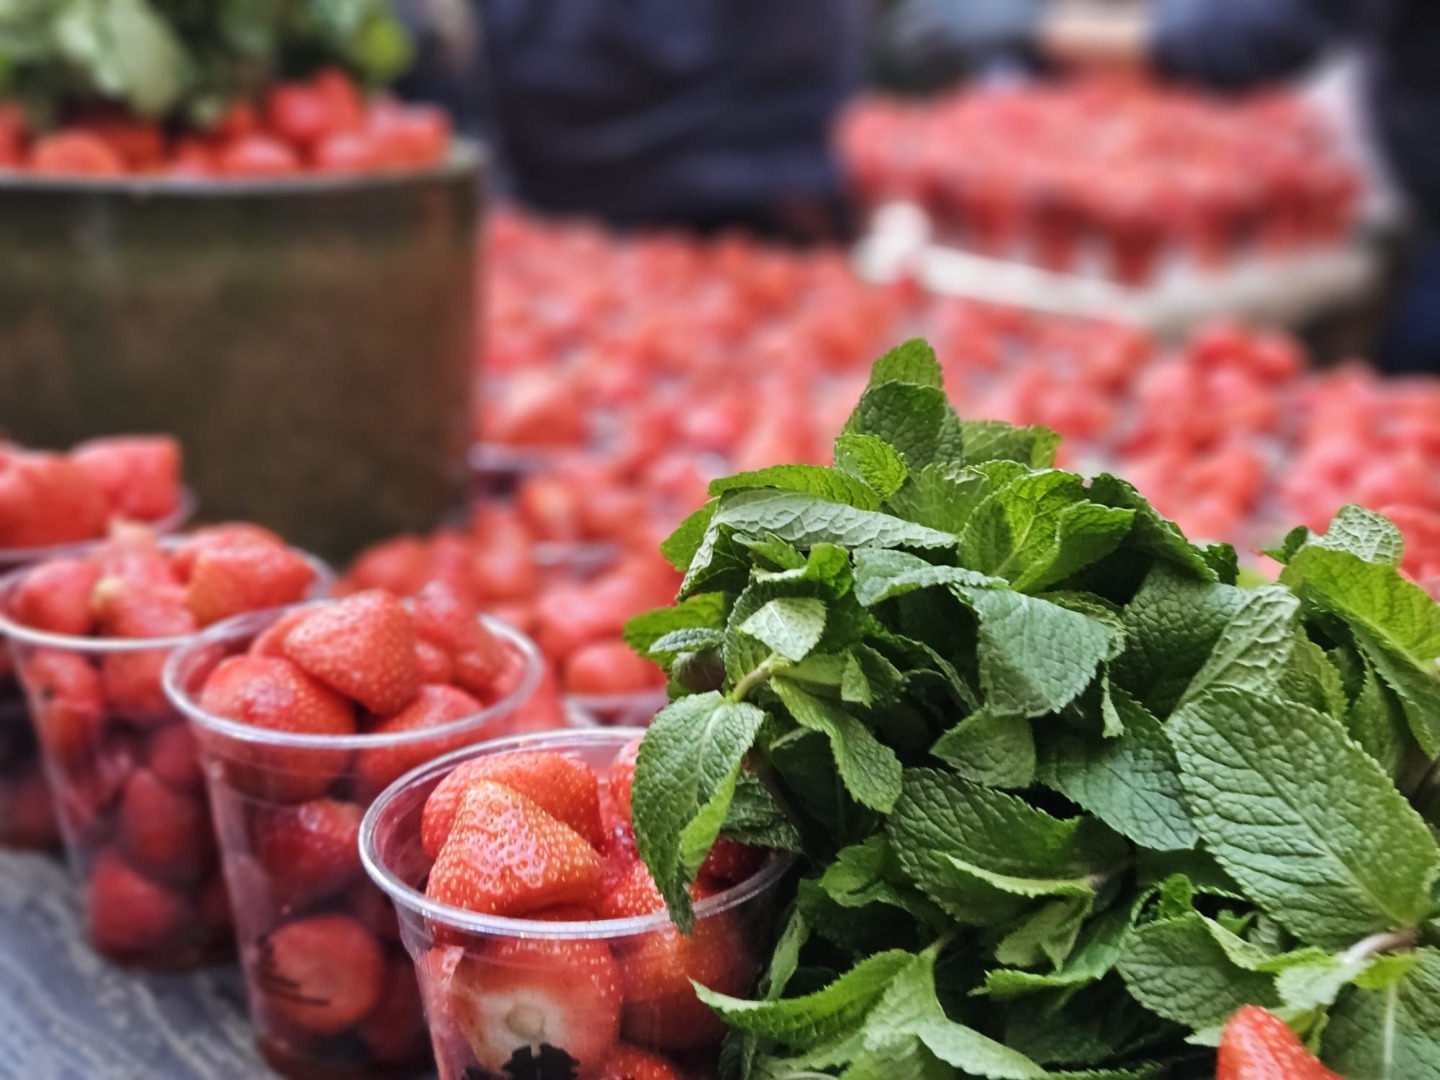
[959,419,1061,469]
[624,593,726,655]
[740,597,828,663]
[721,771,802,852]
[835,433,909,499]
[772,680,903,813]
[852,548,1000,607]
[717,490,957,553]
[869,338,944,388]
[887,461,1024,533]
[1037,690,1198,852]
[1175,587,1301,707]
[1118,914,1279,1027]
[1326,948,1440,1079]
[980,901,1139,999]
[662,499,718,571]
[1088,474,1218,581]
[633,693,767,929]
[845,381,953,470]
[694,949,914,1049]
[957,471,1134,593]
[1345,652,1415,777]
[710,464,883,511]
[932,708,1037,789]
[1170,687,1440,948]
[1308,504,1405,566]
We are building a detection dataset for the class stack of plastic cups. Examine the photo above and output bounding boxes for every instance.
[360,729,792,1079]
[165,607,545,1079]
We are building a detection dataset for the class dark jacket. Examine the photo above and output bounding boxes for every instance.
[475,0,866,225]
[1153,0,1440,220]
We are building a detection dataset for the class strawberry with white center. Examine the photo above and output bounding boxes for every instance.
[254,913,386,1038]
[283,589,422,716]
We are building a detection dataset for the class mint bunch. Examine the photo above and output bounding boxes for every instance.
[626,340,1440,1078]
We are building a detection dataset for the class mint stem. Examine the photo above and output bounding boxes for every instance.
[732,655,783,703]
[1341,928,1417,966]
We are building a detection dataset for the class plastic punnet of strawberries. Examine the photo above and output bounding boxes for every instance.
[164,585,545,1079]
[361,729,786,1080]
[0,521,323,970]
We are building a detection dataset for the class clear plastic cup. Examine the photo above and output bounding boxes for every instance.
[165,606,546,1079]
[0,546,328,971]
[563,689,668,729]
[0,490,195,854]
[360,728,791,1080]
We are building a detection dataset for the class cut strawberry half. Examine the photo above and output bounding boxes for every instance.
[283,590,422,715]
[253,914,385,1038]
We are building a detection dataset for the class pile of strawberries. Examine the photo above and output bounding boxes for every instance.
[0,69,450,180]
[417,738,768,1079]
[184,587,540,1071]
[2,523,320,966]
[840,78,1358,283]
[0,435,184,550]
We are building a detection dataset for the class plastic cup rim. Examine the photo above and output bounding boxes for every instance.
[162,604,546,752]
[0,486,197,569]
[0,542,332,654]
[359,726,795,941]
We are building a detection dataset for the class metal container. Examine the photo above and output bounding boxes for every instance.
[0,145,484,563]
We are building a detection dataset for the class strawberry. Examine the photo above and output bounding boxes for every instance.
[356,956,429,1066]
[118,768,215,884]
[283,590,421,714]
[595,1044,681,1080]
[349,881,402,943]
[8,557,101,636]
[217,134,300,177]
[615,905,753,1053]
[1217,1006,1339,1080]
[421,750,604,857]
[91,577,195,639]
[254,914,385,1037]
[184,540,315,627]
[252,798,363,909]
[563,640,666,695]
[69,436,182,522]
[198,871,234,936]
[608,736,642,819]
[29,131,126,177]
[597,855,665,920]
[93,523,177,589]
[414,639,454,684]
[19,647,104,768]
[197,655,356,801]
[503,665,570,734]
[408,582,506,698]
[449,935,622,1073]
[425,781,603,917]
[145,721,204,793]
[0,452,108,547]
[171,523,287,578]
[87,850,190,957]
[102,646,181,726]
[698,839,766,889]
[355,683,484,800]
[251,606,311,658]
[344,535,432,596]
[0,768,58,849]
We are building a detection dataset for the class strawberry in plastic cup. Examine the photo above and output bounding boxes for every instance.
[164,591,545,1079]
[0,524,328,969]
[359,729,788,1080]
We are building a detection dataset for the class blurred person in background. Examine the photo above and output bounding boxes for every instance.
[884,0,1440,373]
[403,0,867,242]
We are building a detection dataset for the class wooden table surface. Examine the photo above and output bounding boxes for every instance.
[0,849,267,1079]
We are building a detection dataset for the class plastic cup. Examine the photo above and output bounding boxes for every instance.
[360,728,791,1080]
[563,689,669,729]
[0,545,327,971]
[0,490,195,854]
[165,606,545,1080]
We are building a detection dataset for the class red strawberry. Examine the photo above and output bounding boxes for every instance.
[29,131,127,176]
[425,781,603,917]
[197,655,356,802]
[145,721,204,793]
[415,639,454,684]
[217,134,300,177]
[251,606,311,658]
[616,905,753,1053]
[349,881,402,943]
[283,591,421,714]
[0,452,108,547]
[608,736,642,819]
[92,577,195,639]
[421,750,604,857]
[698,839,766,889]
[563,640,666,695]
[102,646,179,726]
[254,914,385,1037]
[503,665,569,734]
[1217,1006,1339,1080]
[0,768,58,849]
[198,871,234,936]
[408,582,506,698]
[118,768,215,884]
[69,436,182,522]
[252,798,363,909]
[171,523,287,578]
[449,935,622,1073]
[355,684,484,801]
[87,850,189,958]
[595,1044,681,1080]
[9,557,101,636]
[356,956,429,1066]
[93,523,177,589]
[185,541,315,627]
[597,855,665,920]
[344,535,432,596]
[19,647,104,767]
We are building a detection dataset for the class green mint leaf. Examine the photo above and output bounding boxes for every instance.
[835,433,910,499]
[1002,979,1178,1068]
[1088,474,1218,582]
[931,708,1037,790]
[1281,636,1349,719]
[1118,913,1280,1028]
[772,680,903,812]
[1175,587,1301,708]
[623,592,726,655]
[956,588,1119,718]
[710,464,883,511]
[845,379,953,471]
[1037,689,1198,851]
[958,419,1062,468]
[1308,504,1406,566]
[57,0,188,116]
[1325,948,1440,1079]
[980,900,1139,999]
[647,627,725,657]
[956,471,1134,593]
[1112,565,1246,718]
[840,652,874,706]
[995,896,1093,968]
[736,532,809,571]
[1345,651,1416,777]
[1275,952,1382,1012]
[693,949,914,1049]
[721,771,802,852]
[852,548,1001,607]
[814,837,944,921]
[886,461,1025,533]
[1170,687,1440,948]
[717,489,956,553]
[1264,525,1312,566]
[662,499,718,571]
[633,693,767,930]
[740,597,828,663]
[868,338,944,388]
